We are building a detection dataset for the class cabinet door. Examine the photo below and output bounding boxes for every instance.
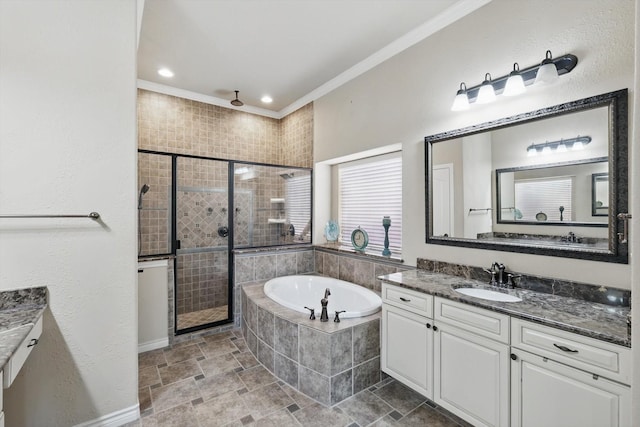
[381,304,433,399]
[434,323,509,427]
[511,349,631,427]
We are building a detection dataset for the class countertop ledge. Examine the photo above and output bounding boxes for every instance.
[0,287,47,371]
[380,270,630,348]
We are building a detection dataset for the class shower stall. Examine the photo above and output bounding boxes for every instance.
[138,150,312,334]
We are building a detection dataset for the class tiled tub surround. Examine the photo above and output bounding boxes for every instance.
[315,246,411,293]
[242,282,382,406]
[383,266,630,347]
[0,287,47,369]
[234,247,315,327]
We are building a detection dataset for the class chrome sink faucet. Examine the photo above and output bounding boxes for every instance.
[320,288,331,322]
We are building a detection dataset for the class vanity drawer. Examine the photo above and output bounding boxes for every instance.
[383,283,433,318]
[511,318,631,384]
[434,297,510,344]
[3,316,43,389]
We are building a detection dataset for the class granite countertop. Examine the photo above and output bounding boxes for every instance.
[380,270,630,348]
[0,287,47,371]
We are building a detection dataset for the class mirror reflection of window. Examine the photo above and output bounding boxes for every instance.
[592,173,609,216]
[514,177,573,222]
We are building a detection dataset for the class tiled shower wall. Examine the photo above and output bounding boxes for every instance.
[137,89,313,321]
[137,89,313,255]
[137,89,312,167]
[138,152,171,255]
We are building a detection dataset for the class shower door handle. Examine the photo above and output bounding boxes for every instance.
[175,239,181,250]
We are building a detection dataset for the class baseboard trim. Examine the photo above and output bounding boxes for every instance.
[74,403,140,427]
[138,337,169,353]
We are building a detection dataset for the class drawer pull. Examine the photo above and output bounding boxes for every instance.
[553,343,578,353]
[27,338,39,348]
[399,297,411,302]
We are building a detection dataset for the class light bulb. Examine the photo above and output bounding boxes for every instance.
[572,141,584,150]
[556,142,568,152]
[476,73,496,104]
[504,63,526,96]
[527,146,537,157]
[534,50,559,85]
[451,83,470,111]
[541,146,552,155]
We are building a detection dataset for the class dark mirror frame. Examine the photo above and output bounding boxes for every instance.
[425,89,628,263]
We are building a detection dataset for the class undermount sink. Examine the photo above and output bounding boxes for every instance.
[454,287,522,302]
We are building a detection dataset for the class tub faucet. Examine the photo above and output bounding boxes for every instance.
[320,288,331,322]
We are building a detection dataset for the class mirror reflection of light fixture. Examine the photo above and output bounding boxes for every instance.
[503,63,526,96]
[476,73,496,104]
[450,51,577,110]
[534,50,559,85]
[526,135,591,156]
[451,83,470,111]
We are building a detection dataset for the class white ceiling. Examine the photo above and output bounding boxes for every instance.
[137,0,489,118]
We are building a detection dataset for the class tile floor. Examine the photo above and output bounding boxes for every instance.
[177,305,229,330]
[126,329,470,427]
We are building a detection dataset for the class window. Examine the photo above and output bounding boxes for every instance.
[338,152,402,252]
[514,176,573,221]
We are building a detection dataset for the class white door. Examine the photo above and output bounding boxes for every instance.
[511,349,631,427]
[432,164,453,237]
[381,304,433,399]
[434,323,510,427]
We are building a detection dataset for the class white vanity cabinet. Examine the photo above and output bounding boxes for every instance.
[433,297,510,427]
[511,318,631,427]
[381,284,434,399]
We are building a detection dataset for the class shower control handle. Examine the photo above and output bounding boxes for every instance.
[304,306,316,320]
[217,226,229,238]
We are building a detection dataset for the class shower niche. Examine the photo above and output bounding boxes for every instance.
[138,150,312,334]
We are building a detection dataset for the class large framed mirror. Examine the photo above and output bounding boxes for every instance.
[425,89,628,263]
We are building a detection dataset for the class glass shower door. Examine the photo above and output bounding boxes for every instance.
[175,156,231,332]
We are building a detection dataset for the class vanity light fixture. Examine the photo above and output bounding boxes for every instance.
[476,73,496,104]
[534,50,559,85]
[450,51,578,111]
[451,83,470,111]
[526,135,591,157]
[503,63,526,96]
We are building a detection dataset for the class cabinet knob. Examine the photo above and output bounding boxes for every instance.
[426,323,431,329]
[510,353,517,361]
[432,325,438,332]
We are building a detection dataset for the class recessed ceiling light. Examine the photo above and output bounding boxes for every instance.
[261,95,273,104]
[157,68,174,78]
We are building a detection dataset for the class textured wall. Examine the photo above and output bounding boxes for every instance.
[0,1,138,426]
[314,0,635,288]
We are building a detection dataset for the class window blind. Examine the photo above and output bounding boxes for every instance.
[339,153,402,252]
[285,173,311,240]
[514,176,573,221]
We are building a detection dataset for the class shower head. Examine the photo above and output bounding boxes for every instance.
[230,90,244,107]
[279,172,294,179]
[138,184,150,209]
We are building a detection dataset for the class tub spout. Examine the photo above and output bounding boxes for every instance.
[320,288,331,322]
